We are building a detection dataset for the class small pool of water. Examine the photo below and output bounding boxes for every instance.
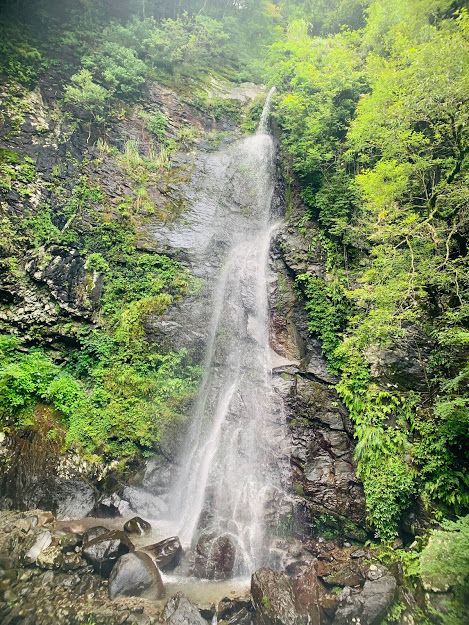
[161,575,250,606]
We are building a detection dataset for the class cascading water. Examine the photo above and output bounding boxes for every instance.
[166,88,290,577]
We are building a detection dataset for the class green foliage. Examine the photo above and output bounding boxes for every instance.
[85,253,110,274]
[82,42,147,100]
[271,1,469,539]
[296,272,347,368]
[144,14,230,75]
[0,329,199,460]
[143,110,168,139]
[0,25,45,84]
[64,69,109,118]
[0,149,36,193]
[420,516,469,625]
[314,171,358,239]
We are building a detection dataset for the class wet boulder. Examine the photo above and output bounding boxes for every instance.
[82,530,133,577]
[193,533,236,580]
[54,479,96,520]
[142,536,182,570]
[333,564,397,625]
[108,551,165,600]
[289,561,323,625]
[124,516,151,536]
[163,592,207,625]
[251,568,302,625]
[82,525,109,545]
[217,593,253,625]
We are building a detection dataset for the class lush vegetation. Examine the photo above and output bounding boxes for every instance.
[0,161,200,461]
[268,0,468,544]
[0,4,468,614]
[420,515,469,624]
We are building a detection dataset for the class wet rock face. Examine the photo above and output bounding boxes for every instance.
[217,594,253,625]
[108,551,165,600]
[270,220,366,538]
[25,245,103,316]
[252,543,398,625]
[251,568,301,625]
[163,592,208,625]
[82,531,133,577]
[193,533,236,580]
[142,536,182,571]
[287,377,365,530]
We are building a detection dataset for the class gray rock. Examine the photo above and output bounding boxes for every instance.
[93,492,127,518]
[24,531,52,564]
[142,536,182,570]
[124,516,152,535]
[193,533,236,580]
[82,530,133,577]
[163,593,207,625]
[83,526,109,545]
[251,568,302,625]
[361,566,397,624]
[122,485,169,518]
[333,565,397,625]
[55,479,96,520]
[217,594,252,624]
[108,551,165,600]
[25,244,102,316]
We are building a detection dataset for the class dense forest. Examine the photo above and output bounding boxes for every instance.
[0,1,468,624]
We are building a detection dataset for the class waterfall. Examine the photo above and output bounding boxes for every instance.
[166,88,289,576]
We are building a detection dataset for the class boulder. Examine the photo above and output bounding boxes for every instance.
[193,533,236,580]
[92,492,127,518]
[82,530,133,577]
[163,592,207,625]
[251,568,302,625]
[290,561,322,625]
[108,551,165,600]
[54,479,96,520]
[333,565,397,625]
[124,516,151,536]
[82,526,109,545]
[360,566,397,625]
[142,536,182,570]
[217,594,252,625]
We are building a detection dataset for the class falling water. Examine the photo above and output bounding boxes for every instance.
[167,88,289,576]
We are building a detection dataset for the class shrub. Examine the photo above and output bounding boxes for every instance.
[83,42,147,100]
[64,69,109,118]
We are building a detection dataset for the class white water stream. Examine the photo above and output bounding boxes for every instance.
[165,88,290,577]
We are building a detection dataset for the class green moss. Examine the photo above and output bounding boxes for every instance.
[309,511,368,542]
